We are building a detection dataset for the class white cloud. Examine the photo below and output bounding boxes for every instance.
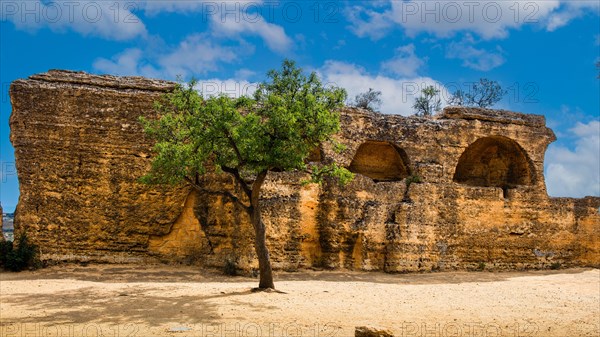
[319,60,448,115]
[0,0,147,40]
[139,0,293,54]
[196,78,258,98]
[140,0,261,15]
[545,9,579,31]
[345,5,394,40]
[545,1,600,31]
[157,34,240,78]
[381,44,425,77]
[1,1,293,52]
[389,1,561,39]
[234,68,257,80]
[141,0,207,16]
[93,48,258,99]
[545,120,600,198]
[93,34,243,79]
[209,10,293,54]
[345,1,599,40]
[212,17,292,54]
[93,48,160,78]
[445,35,506,71]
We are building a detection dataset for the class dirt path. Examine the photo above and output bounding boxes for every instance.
[1,265,598,337]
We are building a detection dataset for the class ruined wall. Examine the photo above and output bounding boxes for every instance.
[9,70,600,271]
[9,71,190,262]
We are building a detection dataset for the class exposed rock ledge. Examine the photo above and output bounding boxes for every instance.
[30,69,176,91]
[441,106,547,127]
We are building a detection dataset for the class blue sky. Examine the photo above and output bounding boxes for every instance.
[1,0,599,211]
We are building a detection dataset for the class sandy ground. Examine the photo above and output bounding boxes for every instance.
[0,265,598,337]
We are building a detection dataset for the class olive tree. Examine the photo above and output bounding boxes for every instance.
[449,78,506,108]
[352,88,383,112]
[140,60,352,289]
[413,85,442,117]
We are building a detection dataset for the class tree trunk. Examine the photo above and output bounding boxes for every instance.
[251,205,275,289]
[250,170,275,289]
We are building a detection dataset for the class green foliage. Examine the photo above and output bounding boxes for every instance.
[224,258,239,276]
[0,240,12,266]
[331,139,347,154]
[352,88,382,112]
[0,233,39,272]
[405,174,422,188]
[140,59,351,186]
[311,253,327,269]
[305,163,355,186]
[141,59,352,289]
[448,78,506,108]
[403,174,422,202]
[180,247,205,266]
[413,86,442,117]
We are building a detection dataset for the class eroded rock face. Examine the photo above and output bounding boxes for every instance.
[9,71,600,270]
[9,71,190,262]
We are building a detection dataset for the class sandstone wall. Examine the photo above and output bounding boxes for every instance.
[9,71,190,262]
[9,70,600,271]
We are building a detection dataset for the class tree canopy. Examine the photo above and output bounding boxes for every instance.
[449,78,506,108]
[141,60,349,186]
[413,85,442,117]
[140,59,351,289]
[352,88,383,112]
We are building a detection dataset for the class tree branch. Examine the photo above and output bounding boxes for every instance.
[184,176,250,212]
[251,170,269,208]
[224,129,245,166]
[221,166,253,200]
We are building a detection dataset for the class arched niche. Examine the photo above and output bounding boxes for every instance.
[453,136,535,188]
[349,141,411,182]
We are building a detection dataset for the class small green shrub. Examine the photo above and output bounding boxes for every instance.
[550,262,561,270]
[311,254,327,269]
[181,248,204,266]
[0,240,13,266]
[223,258,238,276]
[403,175,423,202]
[0,233,39,272]
[406,174,422,187]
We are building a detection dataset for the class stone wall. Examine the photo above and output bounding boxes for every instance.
[9,70,600,271]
